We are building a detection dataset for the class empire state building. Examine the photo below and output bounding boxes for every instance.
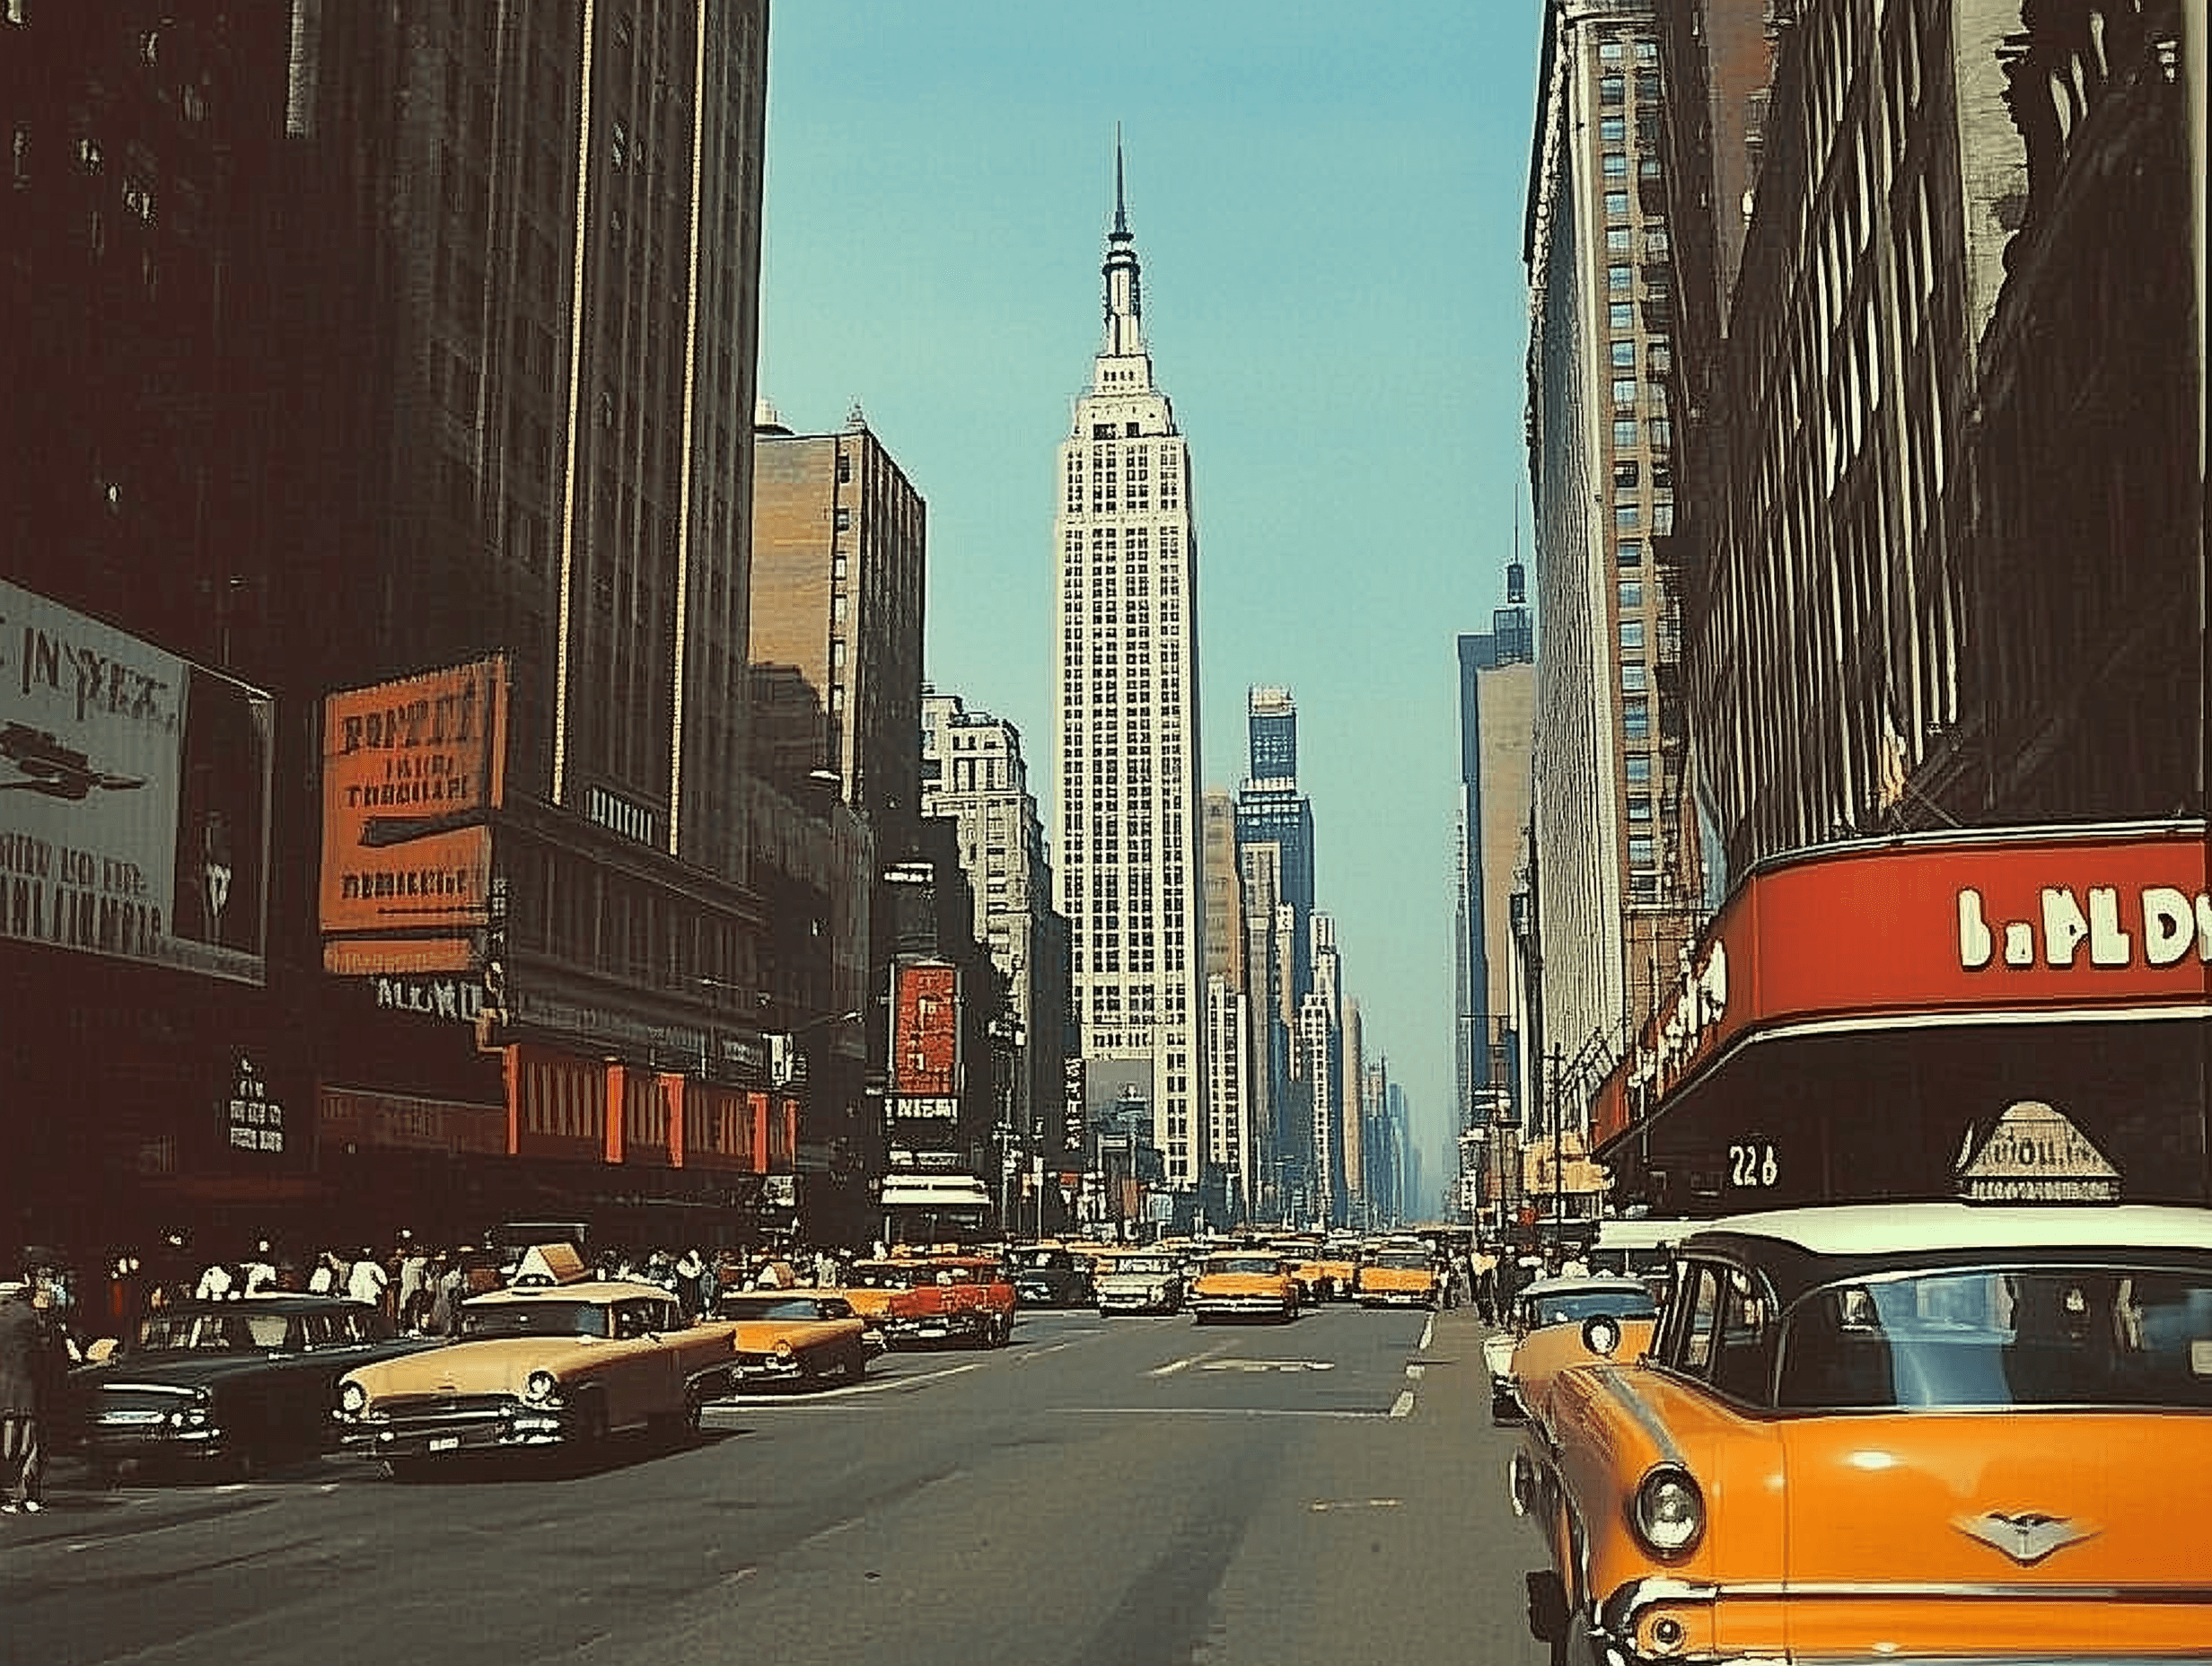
[1054,143,1205,1197]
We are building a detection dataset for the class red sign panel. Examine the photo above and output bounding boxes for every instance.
[1599,823,2212,1144]
[891,960,960,1098]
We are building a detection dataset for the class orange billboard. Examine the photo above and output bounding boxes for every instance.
[891,960,960,1097]
[319,657,506,969]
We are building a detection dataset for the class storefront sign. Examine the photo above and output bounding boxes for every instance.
[1954,1099,2121,1202]
[372,974,485,1022]
[1599,822,2211,1144]
[0,580,271,983]
[224,1056,284,1154]
[318,1084,508,1156]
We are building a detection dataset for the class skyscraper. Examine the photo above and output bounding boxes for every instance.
[1234,686,1318,1217]
[1054,139,1205,1197]
[1457,554,1536,1127]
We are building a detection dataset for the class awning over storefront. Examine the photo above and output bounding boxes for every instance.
[1592,820,2212,1213]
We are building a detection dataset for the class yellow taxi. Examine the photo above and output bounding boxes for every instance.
[710,1289,873,1389]
[334,1253,742,1475]
[1352,1239,1443,1309]
[1482,1273,1660,1424]
[1510,1203,2212,1663]
[1189,1250,1302,1324]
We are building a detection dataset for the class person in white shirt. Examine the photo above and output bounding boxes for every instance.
[241,1242,279,1296]
[194,1260,234,1302]
[346,1249,389,1310]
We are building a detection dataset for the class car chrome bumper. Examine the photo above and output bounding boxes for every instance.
[1576,1574,2212,1666]
[337,1402,567,1457]
[1190,1296,1293,1316]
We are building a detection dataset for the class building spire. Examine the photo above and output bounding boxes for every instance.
[1113,122,1128,238]
[1101,125,1145,361]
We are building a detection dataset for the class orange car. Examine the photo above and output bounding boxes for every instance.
[1483,1274,1660,1424]
[1189,1251,1301,1323]
[1352,1241,1442,1309]
[838,1256,1013,1349]
[1511,1203,2212,1663]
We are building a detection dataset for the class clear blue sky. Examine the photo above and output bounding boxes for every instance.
[758,3,1544,1209]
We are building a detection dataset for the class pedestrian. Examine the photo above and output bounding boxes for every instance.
[346,1246,389,1311]
[194,1257,235,1302]
[674,1250,708,1320]
[0,1273,55,1515]
[241,1241,279,1297]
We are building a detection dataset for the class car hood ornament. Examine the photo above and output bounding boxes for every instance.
[1953,1510,2099,1565]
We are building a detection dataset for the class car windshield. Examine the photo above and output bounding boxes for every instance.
[1528,1288,1658,1328]
[1011,1249,1068,1270]
[1210,1257,1280,1276]
[719,1296,828,1320]
[458,1300,610,1339]
[1376,1251,1433,1270]
[1777,1266,2212,1410]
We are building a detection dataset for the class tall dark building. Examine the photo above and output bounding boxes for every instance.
[2,2,296,1252]
[0,4,853,1257]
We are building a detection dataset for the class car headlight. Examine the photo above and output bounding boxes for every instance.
[523,1370,559,1404]
[1630,1465,1705,1557]
[338,1381,368,1416]
[773,1339,794,1360]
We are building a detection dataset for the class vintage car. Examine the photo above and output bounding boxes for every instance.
[1353,1241,1443,1309]
[1006,1243,1095,1309]
[1189,1251,1302,1323]
[1510,1203,2212,1664]
[838,1256,1014,1348]
[1277,1236,1358,1304]
[711,1291,873,1389]
[1484,1273,1661,1424]
[1093,1251,1187,1316]
[62,1295,438,1482]
[333,1273,742,1473]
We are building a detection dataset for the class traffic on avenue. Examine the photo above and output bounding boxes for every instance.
[1,1257,1553,1666]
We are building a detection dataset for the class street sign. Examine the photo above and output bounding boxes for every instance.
[1954,1099,2121,1203]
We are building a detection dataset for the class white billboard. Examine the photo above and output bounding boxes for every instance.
[0,580,270,982]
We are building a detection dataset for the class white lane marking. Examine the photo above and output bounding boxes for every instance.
[1198,1359,1336,1373]
[1310,1497,1402,1513]
[1150,1338,1235,1377]
[1064,1407,1391,1420]
[1389,1390,1417,1418]
[1419,1315,1435,1350]
[1405,1363,1426,1379]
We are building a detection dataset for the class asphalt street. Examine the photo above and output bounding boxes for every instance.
[1,1302,1552,1666]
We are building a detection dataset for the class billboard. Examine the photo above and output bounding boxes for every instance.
[0,580,271,983]
[891,960,960,1098]
[319,657,507,973]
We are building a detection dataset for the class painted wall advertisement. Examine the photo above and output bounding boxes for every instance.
[320,656,507,974]
[0,580,271,983]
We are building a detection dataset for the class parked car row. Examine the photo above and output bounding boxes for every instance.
[59,1247,1018,1485]
[1497,1201,2212,1663]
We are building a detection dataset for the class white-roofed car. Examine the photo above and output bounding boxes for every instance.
[1509,1202,2212,1664]
[334,1261,742,1477]
[1484,1273,1662,1425]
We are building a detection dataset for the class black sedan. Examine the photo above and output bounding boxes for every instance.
[62,1296,440,1482]
[1005,1245,1094,1309]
